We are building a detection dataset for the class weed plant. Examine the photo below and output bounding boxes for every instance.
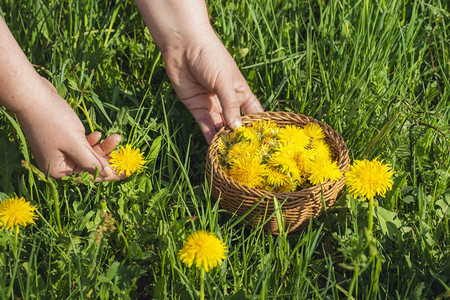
[0,0,448,299]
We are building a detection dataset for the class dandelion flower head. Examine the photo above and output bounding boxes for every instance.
[307,159,343,186]
[264,167,291,189]
[278,125,310,149]
[304,123,326,140]
[309,139,333,162]
[228,154,265,188]
[251,120,279,137]
[0,196,37,232]
[109,144,146,177]
[228,140,260,161]
[179,230,227,272]
[268,150,301,181]
[345,159,394,200]
[235,126,259,143]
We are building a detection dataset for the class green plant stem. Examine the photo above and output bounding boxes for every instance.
[348,257,359,300]
[77,101,94,133]
[114,220,130,250]
[13,226,19,258]
[200,268,205,300]
[368,197,374,236]
[49,179,63,235]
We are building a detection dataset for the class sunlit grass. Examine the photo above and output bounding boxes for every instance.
[0,0,449,298]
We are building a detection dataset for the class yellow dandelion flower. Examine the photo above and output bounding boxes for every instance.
[179,230,227,272]
[307,158,343,185]
[0,196,37,232]
[228,155,266,188]
[109,144,147,177]
[290,149,308,177]
[251,120,279,137]
[275,142,298,155]
[219,130,241,151]
[235,126,259,143]
[268,151,301,182]
[260,135,278,150]
[278,125,310,149]
[304,123,326,140]
[228,140,260,161]
[309,139,333,162]
[276,182,297,193]
[264,167,290,188]
[345,159,394,200]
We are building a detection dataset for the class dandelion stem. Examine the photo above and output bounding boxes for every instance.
[13,226,19,258]
[368,197,374,235]
[348,257,359,299]
[200,268,205,300]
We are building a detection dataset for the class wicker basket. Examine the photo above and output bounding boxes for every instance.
[205,111,350,234]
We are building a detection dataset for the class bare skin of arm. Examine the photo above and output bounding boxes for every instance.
[0,16,124,181]
[135,0,264,143]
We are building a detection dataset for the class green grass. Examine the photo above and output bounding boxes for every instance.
[0,0,449,299]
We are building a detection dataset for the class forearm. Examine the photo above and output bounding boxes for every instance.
[0,16,48,114]
[134,0,215,52]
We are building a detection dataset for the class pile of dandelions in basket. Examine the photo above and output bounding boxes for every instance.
[217,120,343,192]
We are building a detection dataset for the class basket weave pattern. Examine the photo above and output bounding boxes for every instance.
[205,111,349,233]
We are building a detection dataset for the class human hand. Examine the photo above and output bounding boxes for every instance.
[161,32,264,143]
[0,17,123,181]
[135,0,264,143]
[14,77,125,181]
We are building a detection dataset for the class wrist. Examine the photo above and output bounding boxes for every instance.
[14,77,64,128]
[135,0,215,52]
[11,76,59,115]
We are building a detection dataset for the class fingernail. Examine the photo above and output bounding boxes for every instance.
[101,166,112,178]
[231,118,242,129]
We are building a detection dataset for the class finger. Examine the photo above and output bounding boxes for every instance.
[100,134,121,155]
[212,65,255,129]
[214,80,242,129]
[86,132,102,146]
[66,141,123,181]
[89,133,121,157]
[189,108,217,144]
[209,94,225,132]
[182,93,222,143]
[241,96,264,115]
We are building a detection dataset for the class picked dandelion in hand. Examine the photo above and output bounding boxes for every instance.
[109,144,146,177]
[179,230,227,300]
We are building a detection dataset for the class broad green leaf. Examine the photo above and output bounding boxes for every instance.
[147,135,162,164]
[106,261,120,281]
[374,206,402,240]
[153,275,167,300]
[436,192,450,219]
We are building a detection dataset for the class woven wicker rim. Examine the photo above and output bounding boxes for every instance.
[206,111,349,201]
